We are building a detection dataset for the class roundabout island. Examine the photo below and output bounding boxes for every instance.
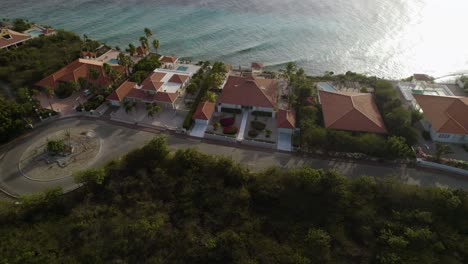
[18,128,101,182]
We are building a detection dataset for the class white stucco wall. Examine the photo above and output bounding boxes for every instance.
[278,128,294,135]
[195,119,209,125]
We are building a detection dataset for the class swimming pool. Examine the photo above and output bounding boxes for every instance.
[107,58,119,65]
[176,66,188,71]
[318,82,337,92]
[26,29,43,37]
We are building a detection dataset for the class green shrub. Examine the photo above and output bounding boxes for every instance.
[47,139,65,155]
[251,121,266,131]
[422,130,432,141]
[54,82,75,99]
[463,145,468,152]
[252,111,272,117]
[223,126,238,135]
[248,130,259,138]
[221,108,241,114]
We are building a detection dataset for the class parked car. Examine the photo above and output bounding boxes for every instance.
[83,89,92,96]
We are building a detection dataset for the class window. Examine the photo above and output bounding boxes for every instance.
[438,134,450,139]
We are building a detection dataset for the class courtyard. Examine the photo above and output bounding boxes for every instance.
[36,91,89,116]
[110,102,186,129]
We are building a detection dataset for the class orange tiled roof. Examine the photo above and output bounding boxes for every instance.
[414,94,468,135]
[319,90,387,134]
[42,28,55,35]
[141,72,166,91]
[160,56,178,63]
[277,110,296,129]
[218,75,278,108]
[107,80,136,102]
[136,46,149,55]
[168,74,188,84]
[0,28,31,49]
[251,62,264,69]
[193,101,215,120]
[35,59,123,89]
[413,74,432,82]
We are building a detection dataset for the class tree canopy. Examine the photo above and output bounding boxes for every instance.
[0,137,467,263]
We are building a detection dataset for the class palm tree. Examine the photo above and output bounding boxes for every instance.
[44,85,54,111]
[205,91,217,103]
[152,39,160,54]
[144,28,152,38]
[123,100,136,114]
[435,143,453,161]
[146,103,161,118]
[118,53,133,77]
[127,43,136,56]
[89,68,100,81]
[139,36,149,49]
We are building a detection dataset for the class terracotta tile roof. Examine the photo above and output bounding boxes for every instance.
[319,90,387,134]
[106,81,136,102]
[277,110,296,129]
[154,92,178,103]
[35,59,122,89]
[42,28,55,35]
[168,74,189,84]
[218,76,278,108]
[0,28,31,49]
[414,94,468,135]
[80,51,96,58]
[136,46,149,55]
[413,74,432,82]
[140,72,166,91]
[125,88,177,104]
[251,62,264,69]
[193,101,215,120]
[160,56,178,63]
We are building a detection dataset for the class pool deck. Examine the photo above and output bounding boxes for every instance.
[96,49,121,64]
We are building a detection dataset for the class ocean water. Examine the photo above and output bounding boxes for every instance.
[1,0,467,79]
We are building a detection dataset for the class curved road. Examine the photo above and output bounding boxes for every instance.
[1,118,468,198]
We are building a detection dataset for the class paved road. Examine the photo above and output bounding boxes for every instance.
[1,118,468,198]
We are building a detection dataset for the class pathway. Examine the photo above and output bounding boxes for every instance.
[237,110,249,141]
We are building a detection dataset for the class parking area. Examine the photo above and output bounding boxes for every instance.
[110,102,186,129]
[36,91,89,116]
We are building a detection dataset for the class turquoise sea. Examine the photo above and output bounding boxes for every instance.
[1,0,467,79]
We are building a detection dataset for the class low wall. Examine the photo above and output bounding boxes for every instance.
[204,132,237,143]
[416,158,468,176]
[242,138,276,149]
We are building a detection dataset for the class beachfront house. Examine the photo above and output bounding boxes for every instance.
[217,75,279,117]
[414,94,468,144]
[160,56,178,69]
[193,101,216,125]
[106,68,192,109]
[35,58,125,89]
[0,28,32,49]
[251,62,264,74]
[318,90,387,134]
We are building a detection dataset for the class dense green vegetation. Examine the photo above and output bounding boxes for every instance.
[12,18,31,32]
[183,61,226,129]
[128,54,162,84]
[286,64,415,159]
[0,28,103,143]
[0,30,99,90]
[0,137,467,263]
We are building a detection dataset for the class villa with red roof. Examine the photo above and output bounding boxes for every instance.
[277,109,296,135]
[318,90,387,134]
[35,58,125,90]
[217,75,279,117]
[0,28,32,49]
[160,56,178,69]
[414,94,468,144]
[106,68,192,108]
[193,101,216,125]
